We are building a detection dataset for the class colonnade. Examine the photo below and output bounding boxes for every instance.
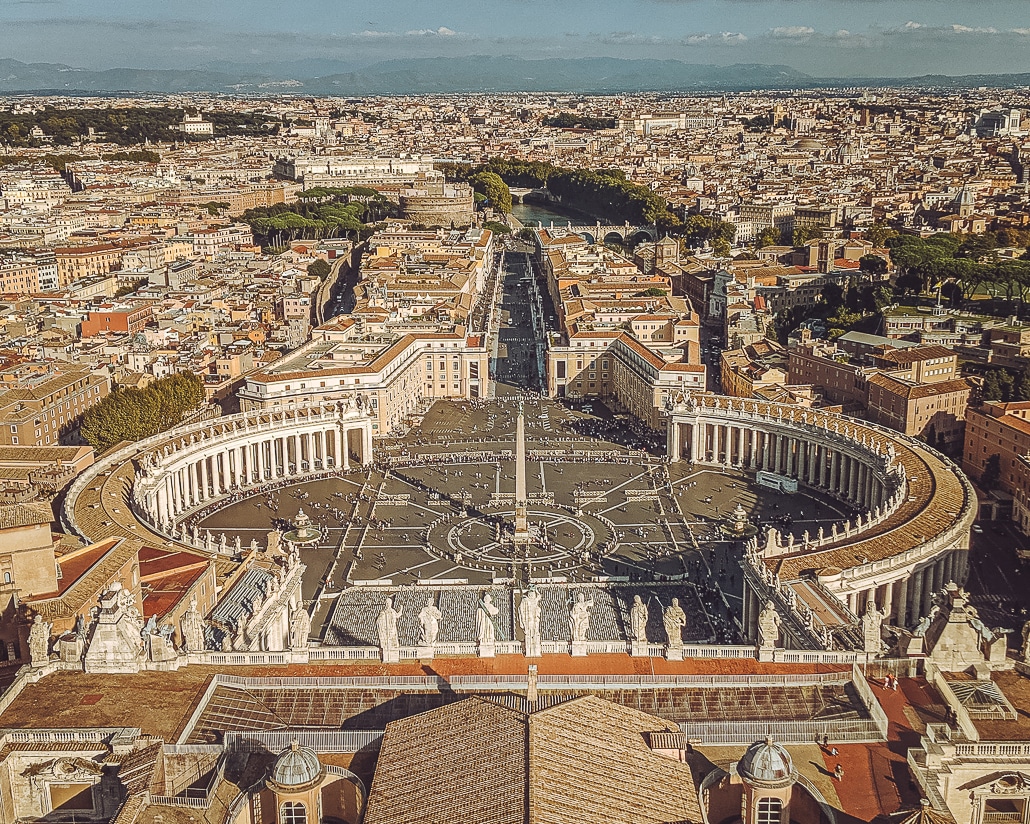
[668,417,887,511]
[110,406,378,536]
[842,549,969,627]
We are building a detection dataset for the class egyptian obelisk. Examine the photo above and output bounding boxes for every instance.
[514,402,530,543]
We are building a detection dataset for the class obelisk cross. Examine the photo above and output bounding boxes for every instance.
[514,401,530,543]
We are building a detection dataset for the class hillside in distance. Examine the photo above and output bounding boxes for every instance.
[0,55,1029,95]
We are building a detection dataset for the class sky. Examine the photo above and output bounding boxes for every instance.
[2,0,1030,78]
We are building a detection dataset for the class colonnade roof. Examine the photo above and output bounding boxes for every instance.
[770,428,968,580]
[678,394,973,581]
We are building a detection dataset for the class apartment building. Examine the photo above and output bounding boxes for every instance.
[963,401,1030,514]
[866,373,972,449]
[0,365,111,447]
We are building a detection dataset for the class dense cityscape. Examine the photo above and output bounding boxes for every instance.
[0,82,1027,824]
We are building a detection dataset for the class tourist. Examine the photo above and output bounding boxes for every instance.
[834,764,844,782]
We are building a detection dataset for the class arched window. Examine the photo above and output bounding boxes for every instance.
[756,796,782,824]
[280,801,307,824]
[3,573,10,584]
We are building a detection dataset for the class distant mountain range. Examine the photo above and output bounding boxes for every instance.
[0,56,1028,95]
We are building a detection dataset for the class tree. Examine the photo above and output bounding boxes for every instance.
[482,220,512,235]
[983,371,1003,401]
[307,259,332,279]
[792,226,822,247]
[981,454,1002,491]
[80,373,205,452]
[469,172,512,214]
[866,222,899,248]
[1018,371,1030,402]
[756,227,781,248]
[859,254,888,276]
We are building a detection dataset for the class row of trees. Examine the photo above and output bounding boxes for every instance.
[887,233,1030,303]
[80,373,206,452]
[0,107,278,148]
[981,367,1030,403]
[439,160,675,228]
[242,189,395,247]
[543,112,618,130]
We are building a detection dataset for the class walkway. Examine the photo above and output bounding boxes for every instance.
[819,675,942,822]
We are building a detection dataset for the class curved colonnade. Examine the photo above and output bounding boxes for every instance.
[667,394,976,642]
[62,405,375,550]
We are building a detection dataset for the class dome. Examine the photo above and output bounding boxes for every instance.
[738,737,796,787]
[269,741,324,789]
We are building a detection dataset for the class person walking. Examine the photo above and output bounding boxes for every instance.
[834,764,844,782]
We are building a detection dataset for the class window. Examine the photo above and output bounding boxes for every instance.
[757,797,782,824]
[280,802,307,824]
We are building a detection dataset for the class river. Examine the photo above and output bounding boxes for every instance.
[510,200,594,228]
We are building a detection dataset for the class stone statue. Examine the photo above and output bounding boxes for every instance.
[861,599,886,654]
[1021,620,1030,663]
[663,598,687,649]
[913,614,931,637]
[758,601,781,649]
[289,607,311,650]
[28,614,52,667]
[376,597,402,660]
[477,593,499,645]
[570,593,593,642]
[629,594,649,643]
[518,588,542,658]
[418,601,443,647]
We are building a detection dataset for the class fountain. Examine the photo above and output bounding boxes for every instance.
[282,508,322,547]
[719,502,759,540]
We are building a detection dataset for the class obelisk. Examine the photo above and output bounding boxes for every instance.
[514,402,530,543]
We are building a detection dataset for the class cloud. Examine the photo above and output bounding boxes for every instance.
[358,26,464,39]
[769,25,815,38]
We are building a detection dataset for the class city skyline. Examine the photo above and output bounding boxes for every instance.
[2,0,1030,79]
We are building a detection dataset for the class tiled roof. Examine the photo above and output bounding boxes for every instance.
[364,694,702,824]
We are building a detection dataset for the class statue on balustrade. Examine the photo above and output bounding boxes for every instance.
[28,614,52,668]
[629,594,648,643]
[289,606,311,650]
[861,599,887,654]
[1021,620,1030,664]
[758,601,781,649]
[182,597,206,655]
[518,588,542,657]
[663,598,687,649]
[477,593,499,645]
[570,592,593,642]
[418,601,443,647]
[376,597,402,658]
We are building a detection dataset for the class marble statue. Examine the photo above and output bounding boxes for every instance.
[289,607,311,650]
[28,614,52,667]
[663,598,687,649]
[758,601,781,649]
[1021,620,1030,663]
[629,594,649,643]
[477,594,499,645]
[861,599,887,654]
[518,588,542,658]
[418,601,443,647]
[570,593,593,642]
[376,597,402,660]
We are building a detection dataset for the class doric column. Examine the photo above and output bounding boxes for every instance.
[920,566,934,618]
[256,439,266,482]
[712,424,721,465]
[847,591,857,614]
[362,424,373,465]
[881,581,893,618]
[334,428,343,468]
[894,576,909,627]
[188,461,198,507]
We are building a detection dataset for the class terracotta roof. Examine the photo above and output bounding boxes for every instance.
[364,694,701,824]
[0,500,53,530]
